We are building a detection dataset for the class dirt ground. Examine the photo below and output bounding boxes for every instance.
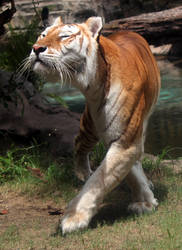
[0,190,64,236]
[0,182,130,237]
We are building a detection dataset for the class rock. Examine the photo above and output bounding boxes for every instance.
[12,0,181,28]
[150,44,172,56]
[0,70,80,156]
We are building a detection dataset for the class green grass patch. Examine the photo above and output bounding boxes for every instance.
[0,142,181,249]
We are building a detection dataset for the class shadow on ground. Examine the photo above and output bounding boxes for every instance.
[90,181,168,229]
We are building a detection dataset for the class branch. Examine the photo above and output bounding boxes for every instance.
[103,6,182,46]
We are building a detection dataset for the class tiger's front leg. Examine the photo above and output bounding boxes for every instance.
[74,106,98,182]
[60,142,139,234]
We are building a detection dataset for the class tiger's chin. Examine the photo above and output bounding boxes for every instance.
[33,61,60,83]
[33,61,47,74]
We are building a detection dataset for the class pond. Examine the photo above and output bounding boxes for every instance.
[145,58,182,157]
[42,57,182,158]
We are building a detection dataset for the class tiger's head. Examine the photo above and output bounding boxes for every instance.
[29,16,103,90]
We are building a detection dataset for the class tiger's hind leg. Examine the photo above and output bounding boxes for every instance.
[126,160,158,214]
[74,106,98,182]
[125,117,158,214]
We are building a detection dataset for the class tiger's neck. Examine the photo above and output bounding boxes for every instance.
[75,36,112,101]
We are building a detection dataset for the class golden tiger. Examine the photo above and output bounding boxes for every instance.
[28,16,161,234]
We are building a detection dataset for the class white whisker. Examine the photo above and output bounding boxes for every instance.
[41,54,74,86]
[16,56,32,80]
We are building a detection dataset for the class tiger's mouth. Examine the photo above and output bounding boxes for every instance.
[32,56,60,82]
[35,58,43,63]
[32,57,49,74]
[34,58,46,66]
[33,56,52,71]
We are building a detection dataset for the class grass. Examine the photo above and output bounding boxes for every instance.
[0,141,182,249]
[0,140,79,201]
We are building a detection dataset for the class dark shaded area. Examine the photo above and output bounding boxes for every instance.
[89,181,168,228]
[100,0,174,23]
[74,9,98,23]
[41,7,49,27]
[0,0,16,36]
[145,106,182,158]
[154,182,169,202]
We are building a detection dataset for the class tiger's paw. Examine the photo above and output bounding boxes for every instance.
[74,155,93,182]
[128,199,158,215]
[60,211,90,235]
[74,166,93,182]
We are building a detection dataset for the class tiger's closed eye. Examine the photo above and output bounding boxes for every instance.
[59,35,70,41]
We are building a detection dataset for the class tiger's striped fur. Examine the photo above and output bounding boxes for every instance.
[29,16,161,234]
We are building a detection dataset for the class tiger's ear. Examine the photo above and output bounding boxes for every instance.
[52,17,63,26]
[86,17,103,39]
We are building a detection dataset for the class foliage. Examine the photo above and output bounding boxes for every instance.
[46,94,69,109]
[0,16,40,72]
[0,147,29,184]
[0,141,106,186]
[0,141,48,184]
[142,147,175,178]
[0,139,177,186]
[0,15,42,109]
[91,141,106,168]
[0,14,68,109]
[46,159,75,185]
[0,141,75,186]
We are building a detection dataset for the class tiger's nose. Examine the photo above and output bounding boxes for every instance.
[33,45,47,55]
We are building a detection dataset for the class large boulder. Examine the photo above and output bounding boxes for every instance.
[0,70,80,156]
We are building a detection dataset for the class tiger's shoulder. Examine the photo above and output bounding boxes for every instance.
[98,30,160,108]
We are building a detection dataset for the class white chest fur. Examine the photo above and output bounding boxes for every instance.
[88,83,124,146]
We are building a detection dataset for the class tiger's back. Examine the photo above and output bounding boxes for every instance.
[108,30,160,109]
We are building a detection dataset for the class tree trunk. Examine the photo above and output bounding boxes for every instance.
[103,6,182,46]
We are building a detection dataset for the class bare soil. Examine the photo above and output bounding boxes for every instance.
[0,189,63,235]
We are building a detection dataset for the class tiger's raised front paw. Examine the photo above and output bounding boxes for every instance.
[128,199,158,215]
[60,211,90,235]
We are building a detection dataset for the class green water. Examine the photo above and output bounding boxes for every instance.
[42,83,85,113]
[158,61,182,107]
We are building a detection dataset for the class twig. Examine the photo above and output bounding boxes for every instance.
[32,0,41,22]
